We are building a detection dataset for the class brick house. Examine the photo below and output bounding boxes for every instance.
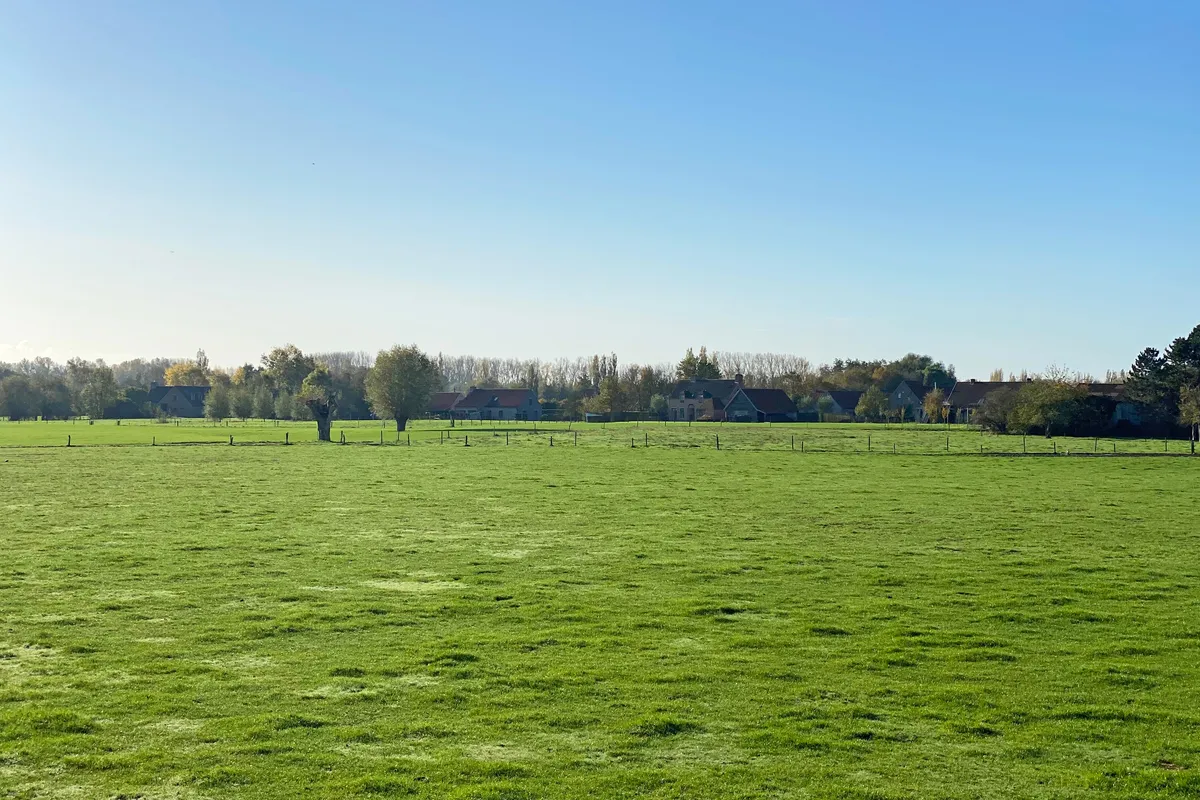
[454,388,542,421]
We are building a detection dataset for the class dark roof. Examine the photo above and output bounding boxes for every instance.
[824,390,864,411]
[944,380,1026,407]
[457,388,539,409]
[896,379,934,399]
[670,379,741,406]
[1085,383,1126,398]
[738,387,798,415]
[148,385,210,403]
[428,392,462,412]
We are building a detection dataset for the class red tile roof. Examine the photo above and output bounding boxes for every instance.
[428,392,462,412]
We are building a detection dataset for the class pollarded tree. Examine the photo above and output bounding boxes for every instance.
[365,345,440,432]
[299,366,337,441]
[855,386,889,422]
[262,344,317,395]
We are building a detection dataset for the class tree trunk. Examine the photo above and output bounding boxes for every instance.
[396,416,408,432]
[315,414,332,442]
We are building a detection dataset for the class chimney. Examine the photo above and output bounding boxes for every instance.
[969,378,977,383]
[734,373,744,385]
[1026,377,1033,382]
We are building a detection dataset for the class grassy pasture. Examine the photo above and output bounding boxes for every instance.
[0,418,1195,455]
[2,445,1200,798]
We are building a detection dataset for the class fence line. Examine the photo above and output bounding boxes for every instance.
[2,432,1195,457]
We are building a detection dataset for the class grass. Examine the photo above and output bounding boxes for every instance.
[1,444,1199,797]
[0,418,1195,455]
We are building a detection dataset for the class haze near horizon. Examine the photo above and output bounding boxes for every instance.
[2,1,1197,378]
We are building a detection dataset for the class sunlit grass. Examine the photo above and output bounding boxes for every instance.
[0,418,1193,455]
[1,445,1199,797]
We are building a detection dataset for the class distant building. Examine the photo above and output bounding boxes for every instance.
[889,380,935,422]
[148,385,210,418]
[454,388,542,421]
[725,387,800,422]
[819,390,864,419]
[667,376,798,422]
[1084,383,1141,427]
[667,378,742,422]
[943,379,1025,423]
[946,379,1141,428]
[427,392,463,418]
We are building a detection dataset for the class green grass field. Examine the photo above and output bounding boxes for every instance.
[2,439,1200,798]
[0,418,1195,455]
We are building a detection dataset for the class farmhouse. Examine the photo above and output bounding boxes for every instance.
[943,379,1022,423]
[667,376,798,422]
[427,392,463,418]
[454,388,542,421]
[147,384,210,418]
[943,379,1142,426]
[725,387,800,422]
[818,390,864,419]
[889,380,934,422]
[667,378,740,421]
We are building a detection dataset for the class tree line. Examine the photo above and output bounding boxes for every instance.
[5,329,1194,441]
[0,345,957,427]
[965,324,1200,440]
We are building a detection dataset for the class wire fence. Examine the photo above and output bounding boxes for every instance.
[0,418,1196,456]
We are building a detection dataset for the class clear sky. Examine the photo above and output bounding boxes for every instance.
[2,1,1196,377]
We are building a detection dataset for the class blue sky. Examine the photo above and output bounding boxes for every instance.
[2,1,1196,377]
